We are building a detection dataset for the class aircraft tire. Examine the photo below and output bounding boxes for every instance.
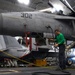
[66,58,73,66]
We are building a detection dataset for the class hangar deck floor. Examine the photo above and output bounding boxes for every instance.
[0,67,74,75]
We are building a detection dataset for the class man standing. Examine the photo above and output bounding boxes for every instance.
[50,29,66,70]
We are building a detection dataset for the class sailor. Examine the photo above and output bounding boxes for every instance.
[50,29,66,70]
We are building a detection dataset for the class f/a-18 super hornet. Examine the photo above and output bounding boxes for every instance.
[0,12,75,40]
[0,9,75,67]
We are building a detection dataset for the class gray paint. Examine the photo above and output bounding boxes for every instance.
[0,35,6,50]
[0,12,75,40]
[0,35,30,58]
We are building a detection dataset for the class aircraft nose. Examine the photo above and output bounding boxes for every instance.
[0,13,26,36]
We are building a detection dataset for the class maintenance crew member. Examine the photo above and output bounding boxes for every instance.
[50,29,66,70]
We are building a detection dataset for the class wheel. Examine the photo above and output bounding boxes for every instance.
[66,58,73,66]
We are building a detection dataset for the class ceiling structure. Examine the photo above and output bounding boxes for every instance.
[0,0,34,13]
[67,0,75,10]
[29,0,75,15]
[29,0,50,10]
[0,0,75,16]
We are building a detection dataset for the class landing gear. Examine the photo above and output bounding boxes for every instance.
[66,58,73,66]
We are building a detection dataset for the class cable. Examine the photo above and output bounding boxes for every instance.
[0,50,51,67]
[45,25,55,39]
[36,33,46,44]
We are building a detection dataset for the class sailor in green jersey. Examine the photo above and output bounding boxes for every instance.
[50,29,66,70]
[55,29,66,70]
[55,32,66,46]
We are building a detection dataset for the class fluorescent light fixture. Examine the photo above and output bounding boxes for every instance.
[18,0,30,5]
[38,4,63,13]
[53,4,64,11]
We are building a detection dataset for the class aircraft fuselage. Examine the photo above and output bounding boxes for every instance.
[0,12,75,40]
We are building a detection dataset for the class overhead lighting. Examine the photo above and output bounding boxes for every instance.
[38,8,55,13]
[18,0,30,5]
[53,4,64,11]
[51,8,56,13]
[38,4,63,13]
[39,8,52,12]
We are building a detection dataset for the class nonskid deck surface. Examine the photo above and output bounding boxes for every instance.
[0,67,74,75]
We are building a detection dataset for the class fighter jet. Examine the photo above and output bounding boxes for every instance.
[1,12,74,66]
[0,12,75,40]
